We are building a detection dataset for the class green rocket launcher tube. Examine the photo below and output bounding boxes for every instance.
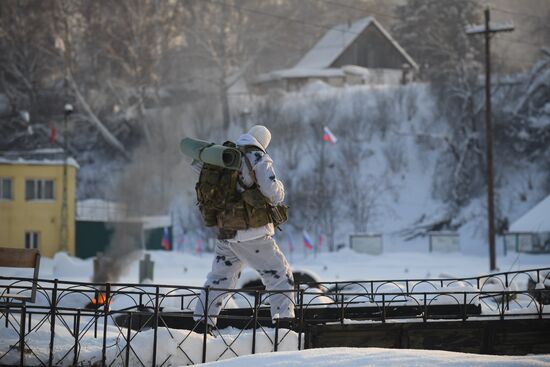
[180,137,241,170]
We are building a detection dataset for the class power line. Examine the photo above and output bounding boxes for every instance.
[318,0,399,21]
[494,36,545,49]
[212,0,542,68]
[492,6,547,20]
[212,0,363,37]
[317,0,544,52]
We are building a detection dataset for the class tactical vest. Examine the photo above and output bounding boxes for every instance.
[195,142,288,239]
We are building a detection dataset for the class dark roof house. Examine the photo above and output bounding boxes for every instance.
[252,17,418,93]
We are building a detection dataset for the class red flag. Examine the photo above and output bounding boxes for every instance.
[161,227,170,251]
[195,239,202,256]
[49,125,57,144]
[322,126,337,144]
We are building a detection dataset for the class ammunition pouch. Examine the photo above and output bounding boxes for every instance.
[242,187,272,228]
[270,204,289,227]
[216,199,248,231]
[218,228,237,240]
[195,179,218,227]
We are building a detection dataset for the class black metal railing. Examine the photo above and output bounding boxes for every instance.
[0,267,548,366]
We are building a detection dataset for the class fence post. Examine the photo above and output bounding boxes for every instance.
[48,279,58,367]
[73,309,81,366]
[462,293,467,321]
[423,293,427,322]
[252,291,260,355]
[298,289,304,350]
[19,304,26,367]
[381,294,386,323]
[202,288,209,364]
[340,293,345,325]
[5,286,10,327]
[500,291,505,320]
[274,318,279,352]
[152,286,160,367]
[125,312,133,367]
[101,283,111,367]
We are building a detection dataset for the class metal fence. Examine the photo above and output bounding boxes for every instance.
[0,267,549,366]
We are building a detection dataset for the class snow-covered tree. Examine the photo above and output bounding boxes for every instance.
[392,0,482,86]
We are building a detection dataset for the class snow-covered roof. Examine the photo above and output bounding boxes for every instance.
[77,198,171,228]
[255,68,346,83]
[294,17,418,70]
[254,65,403,84]
[509,194,550,233]
[0,148,79,168]
[142,216,171,230]
[465,21,514,34]
[77,199,129,222]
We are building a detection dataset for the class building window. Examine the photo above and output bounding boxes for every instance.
[25,179,55,201]
[0,177,12,200]
[25,232,40,249]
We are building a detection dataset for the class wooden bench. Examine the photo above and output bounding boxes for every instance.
[0,247,41,303]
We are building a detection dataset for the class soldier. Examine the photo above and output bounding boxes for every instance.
[193,125,294,335]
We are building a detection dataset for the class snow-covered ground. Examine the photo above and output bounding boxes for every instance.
[1,250,549,366]
[200,347,550,367]
[3,249,548,286]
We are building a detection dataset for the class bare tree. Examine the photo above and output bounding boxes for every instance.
[0,1,59,117]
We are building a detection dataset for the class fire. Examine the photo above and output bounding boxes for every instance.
[91,293,111,306]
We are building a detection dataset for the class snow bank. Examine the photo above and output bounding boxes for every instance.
[0,322,299,366]
[53,252,93,278]
[199,347,550,367]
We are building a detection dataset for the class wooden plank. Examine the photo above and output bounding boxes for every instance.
[491,320,550,355]
[0,248,39,268]
[405,323,485,353]
[313,325,402,348]
[307,319,550,355]
[0,293,31,300]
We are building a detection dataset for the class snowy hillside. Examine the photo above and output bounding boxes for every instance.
[218,78,549,256]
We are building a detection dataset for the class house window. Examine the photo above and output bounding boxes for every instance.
[0,177,13,200]
[25,179,55,201]
[25,232,40,249]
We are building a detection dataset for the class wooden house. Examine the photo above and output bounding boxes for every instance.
[252,17,418,93]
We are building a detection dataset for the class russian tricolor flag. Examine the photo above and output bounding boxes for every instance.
[303,231,314,250]
[323,126,337,144]
[161,227,170,251]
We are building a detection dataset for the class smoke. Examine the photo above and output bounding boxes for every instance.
[92,222,142,283]
[93,105,206,283]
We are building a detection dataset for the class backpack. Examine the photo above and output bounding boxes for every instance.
[195,142,279,239]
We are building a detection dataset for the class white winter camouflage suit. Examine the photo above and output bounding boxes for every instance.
[194,133,295,326]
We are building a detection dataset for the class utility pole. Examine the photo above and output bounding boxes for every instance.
[466,7,514,271]
[59,3,73,253]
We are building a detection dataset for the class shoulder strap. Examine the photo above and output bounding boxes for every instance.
[239,147,258,185]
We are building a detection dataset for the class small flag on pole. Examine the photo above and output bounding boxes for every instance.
[317,233,324,249]
[49,125,57,144]
[161,227,170,250]
[177,234,185,252]
[195,239,202,256]
[303,231,314,250]
[323,126,337,144]
[287,233,294,254]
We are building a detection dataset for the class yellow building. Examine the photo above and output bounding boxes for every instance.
[0,149,78,257]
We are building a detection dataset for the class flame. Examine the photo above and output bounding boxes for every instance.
[91,293,110,306]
